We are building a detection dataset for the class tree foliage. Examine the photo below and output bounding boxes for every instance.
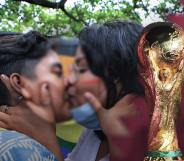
[0,0,181,36]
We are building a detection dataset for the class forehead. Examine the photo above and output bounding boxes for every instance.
[75,46,86,63]
[35,50,62,71]
[75,46,85,58]
[39,50,61,65]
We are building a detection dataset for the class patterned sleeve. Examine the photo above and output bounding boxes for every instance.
[0,130,58,161]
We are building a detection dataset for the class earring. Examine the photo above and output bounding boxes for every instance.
[16,95,23,103]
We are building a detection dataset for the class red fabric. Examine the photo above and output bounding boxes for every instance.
[180,0,184,6]
[109,95,150,161]
[108,90,184,161]
[176,86,184,155]
[167,0,184,29]
[167,14,184,29]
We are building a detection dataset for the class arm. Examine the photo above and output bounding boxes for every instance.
[0,75,65,160]
[0,106,64,161]
[85,93,150,161]
[109,96,149,161]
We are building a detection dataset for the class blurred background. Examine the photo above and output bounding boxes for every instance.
[0,0,182,158]
[0,0,182,37]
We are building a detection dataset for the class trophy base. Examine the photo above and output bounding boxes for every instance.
[144,150,183,161]
[144,157,183,161]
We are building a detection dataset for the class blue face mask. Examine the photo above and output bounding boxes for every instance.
[70,103,101,130]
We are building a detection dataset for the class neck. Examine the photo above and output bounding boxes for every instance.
[12,103,59,159]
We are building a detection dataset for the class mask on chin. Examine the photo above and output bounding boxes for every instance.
[70,103,101,130]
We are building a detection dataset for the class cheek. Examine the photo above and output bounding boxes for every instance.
[46,77,65,105]
[76,77,100,93]
[75,75,107,105]
[48,80,71,121]
[30,74,65,106]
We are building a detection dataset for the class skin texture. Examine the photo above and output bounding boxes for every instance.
[0,47,150,161]
[0,47,110,161]
[85,92,150,161]
[67,47,109,161]
[20,50,70,122]
[0,50,71,161]
[67,46,107,108]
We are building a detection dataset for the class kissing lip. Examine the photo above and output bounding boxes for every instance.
[67,94,78,108]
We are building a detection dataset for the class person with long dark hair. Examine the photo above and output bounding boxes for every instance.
[0,21,149,161]
[65,21,149,161]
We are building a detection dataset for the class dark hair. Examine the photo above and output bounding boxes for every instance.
[0,31,53,105]
[79,21,144,108]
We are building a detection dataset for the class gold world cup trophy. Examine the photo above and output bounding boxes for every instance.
[137,22,184,161]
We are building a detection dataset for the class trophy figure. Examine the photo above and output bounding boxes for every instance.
[137,22,184,161]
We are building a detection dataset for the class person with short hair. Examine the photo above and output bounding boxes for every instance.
[0,31,71,161]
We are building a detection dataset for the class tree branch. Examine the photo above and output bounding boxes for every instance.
[139,0,149,15]
[132,0,138,8]
[14,0,87,25]
[14,0,67,9]
[62,7,88,26]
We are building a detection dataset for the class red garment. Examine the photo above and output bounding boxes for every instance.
[181,0,184,6]
[167,14,184,29]
[108,88,184,161]
[167,0,184,29]
[176,86,184,155]
[109,95,150,161]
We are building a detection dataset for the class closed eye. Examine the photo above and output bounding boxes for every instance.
[51,63,63,77]
[78,68,88,73]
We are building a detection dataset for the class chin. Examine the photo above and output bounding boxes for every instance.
[55,112,72,122]
[55,104,71,122]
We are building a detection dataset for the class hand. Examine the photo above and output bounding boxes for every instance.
[0,107,63,161]
[0,102,55,134]
[85,92,149,161]
[0,90,63,161]
[0,73,56,123]
[84,92,137,137]
[24,83,56,123]
[0,82,56,135]
[0,75,63,160]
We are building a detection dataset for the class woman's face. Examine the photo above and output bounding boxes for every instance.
[67,46,107,108]
[22,50,70,121]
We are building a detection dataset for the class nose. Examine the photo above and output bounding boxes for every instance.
[66,75,77,98]
[64,77,68,87]
[65,65,78,97]
[67,65,77,85]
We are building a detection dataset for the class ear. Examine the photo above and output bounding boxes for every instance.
[9,73,31,99]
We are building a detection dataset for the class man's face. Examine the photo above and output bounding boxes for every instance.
[22,50,70,122]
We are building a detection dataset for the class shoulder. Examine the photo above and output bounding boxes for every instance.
[0,130,57,161]
[117,94,149,113]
